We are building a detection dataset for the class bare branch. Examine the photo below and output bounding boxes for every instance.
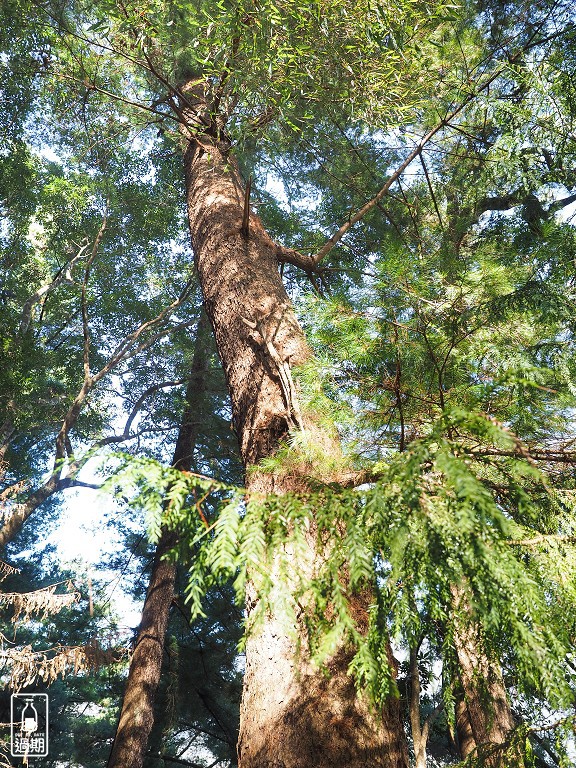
[528,715,576,733]
[97,277,194,383]
[18,242,90,337]
[80,208,108,381]
[510,534,576,547]
[467,447,576,464]
[419,151,444,230]
[124,380,188,436]
[56,478,103,492]
[281,23,576,270]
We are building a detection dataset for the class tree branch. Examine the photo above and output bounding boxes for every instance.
[81,208,108,382]
[278,23,576,271]
[510,534,576,547]
[18,242,90,337]
[0,282,196,548]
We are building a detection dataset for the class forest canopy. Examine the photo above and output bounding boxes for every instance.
[1,0,576,766]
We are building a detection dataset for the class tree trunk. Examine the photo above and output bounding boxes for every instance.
[454,689,476,759]
[107,527,178,768]
[0,409,16,481]
[453,608,520,766]
[409,645,427,768]
[182,128,409,768]
[107,311,211,768]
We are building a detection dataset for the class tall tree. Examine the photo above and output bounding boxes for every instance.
[5,1,576,766]
[77,3,452,766]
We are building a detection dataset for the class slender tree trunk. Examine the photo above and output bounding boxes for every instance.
[107,311,211,768]
[182,126,409,768]
[107,527,178,768]
[0,410,16,480]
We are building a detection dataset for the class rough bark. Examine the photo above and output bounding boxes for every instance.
[453,613,520,766]
[107,527,178,768]
[107,311,211,768]
[182,127,409,768]
[183,140,309,467]
[455,690,476,759]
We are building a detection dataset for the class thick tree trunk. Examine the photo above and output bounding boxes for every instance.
[455,690,476,759]
[183,130,409,768]
[454,632,518,766]
[452,599,520,766]
[107,311,211,768]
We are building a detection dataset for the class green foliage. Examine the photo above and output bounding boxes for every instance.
[60,0,470,147]
[111,406,575,718]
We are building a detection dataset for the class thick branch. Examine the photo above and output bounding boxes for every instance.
[467,447,576,464]
[476,189,576,219]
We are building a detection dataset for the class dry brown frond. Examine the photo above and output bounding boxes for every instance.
[0,561,19,584]
[0,583,80,624]
[0,638,128,690]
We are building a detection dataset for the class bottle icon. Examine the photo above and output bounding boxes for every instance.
[10,693,48,757]
[21,698,38,734]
